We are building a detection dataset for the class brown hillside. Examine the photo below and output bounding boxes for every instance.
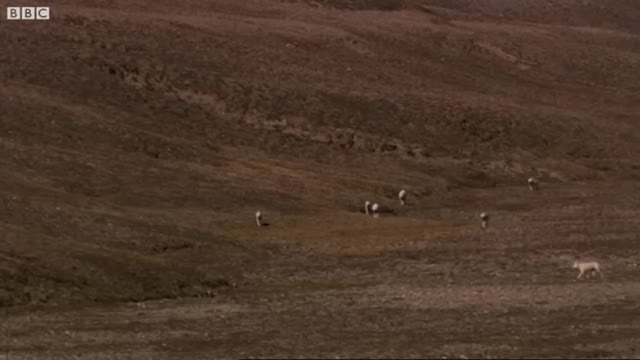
[1,0,640,306]
[1,1,640,358]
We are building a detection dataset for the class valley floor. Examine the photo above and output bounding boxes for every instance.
[2,183,640,359]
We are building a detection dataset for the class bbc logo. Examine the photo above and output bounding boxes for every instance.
[6,7,50,20]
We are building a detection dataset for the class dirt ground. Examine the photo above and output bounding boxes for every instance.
[2,183,640,359]
[1,0,640,358]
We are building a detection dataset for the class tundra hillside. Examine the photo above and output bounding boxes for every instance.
[1,0,640,358]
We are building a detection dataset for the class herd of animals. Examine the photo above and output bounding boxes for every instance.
[254,177,604,280]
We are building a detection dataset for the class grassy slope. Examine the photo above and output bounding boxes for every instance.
[0,0,640,306]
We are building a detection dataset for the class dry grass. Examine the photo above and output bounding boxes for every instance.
[1,0,640,358]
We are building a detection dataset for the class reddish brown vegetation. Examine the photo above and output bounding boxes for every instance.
[1,0,640,358]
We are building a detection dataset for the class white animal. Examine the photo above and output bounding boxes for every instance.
[528,177,539,191]
[398,189,407,206]
[480,212,489,229]
[255,211,263,227]
[364,201,371,215]
[371,203,380,218]
[573,261,602,280]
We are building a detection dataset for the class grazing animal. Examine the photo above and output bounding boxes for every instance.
[398,189,407,206]
[371,203,380,218]
[364,201,371,215]
[573,261,602,280]
[255,211,263,227]
[480,212,489,229]
[528,177,539,191]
